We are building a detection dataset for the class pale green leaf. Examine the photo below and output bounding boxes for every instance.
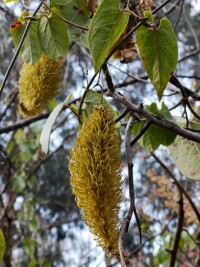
[136,18,178,100]
[88,0,129,72]
[40,98,68,154]
[0,229,5,262]
[12,171,26,192]
[132,102,177,151]
[144,11,154,23]
[27,260,36,267]
[29,218,39,233]
[38,8,69,61]
[169,120,200,180]
[24,238,36,258]
[10,21,42,64]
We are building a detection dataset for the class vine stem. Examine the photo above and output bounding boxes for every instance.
[0,2,43,99]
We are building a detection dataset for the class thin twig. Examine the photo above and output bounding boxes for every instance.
[108,63,149,83]
[78,73,98,121]
[0,2,43,98]
[115,108,129,123]
[0,92,18,121]
[182,228,196,244]
[169,191,184,267]
[119,117,135,267]
[169,100,182,111]
[115,76,149,89]
[0,98,79,134]
[130,121,151,147]
[183,6,200,60]
[184,127,200,133]
[0,5,15,18]
[176,74,200,79]
[170,76,200,100]
[174,0,185,29]
[102,63,115,93]
[178,48,200,63]
[171,75,200,121]
[164,0,183,16]
[131,225,167,256]
[110,90,200,143]
[194,226,200,267]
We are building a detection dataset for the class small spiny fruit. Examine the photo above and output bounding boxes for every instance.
[18,54,62,117]
[69,105,122,258]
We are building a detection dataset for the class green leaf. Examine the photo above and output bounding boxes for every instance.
[29,218,39,233]
[4,0,18,3]
[169,121,200,180]
[12,171,26,192]
[56,0,89,25]
[0,229,5,262]
[88,0,129,72]
[38,8,69,61]
[27,260,36,267]
[132,102,177,151]
[81,90,115,123]
[51,0,90,47]
[40,97,68,154]
[51,0,66,4]
[24,238,35,259]
[10,21,42,64]
[144,11,154,23]
[136,18,178,100]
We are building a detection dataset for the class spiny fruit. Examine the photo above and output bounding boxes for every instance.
[18,54,62,117]
[69,105,122,258]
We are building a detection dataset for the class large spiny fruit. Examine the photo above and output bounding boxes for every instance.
[69,105,122,258]
[18,54,62,117]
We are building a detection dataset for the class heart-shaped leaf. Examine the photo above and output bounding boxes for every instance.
[136,18,178,100]
[88,0,129,72]
[169,120,200,180]
[38,8,69,61]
